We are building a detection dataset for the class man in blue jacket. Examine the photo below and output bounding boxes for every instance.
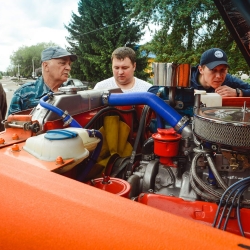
[8,46,77,115]
[191,48,250,97]
[148,48,250,97]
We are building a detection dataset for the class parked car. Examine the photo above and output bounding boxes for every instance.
[62,78,88,90]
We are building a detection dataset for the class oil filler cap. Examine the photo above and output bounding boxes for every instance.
[45,129,78,140]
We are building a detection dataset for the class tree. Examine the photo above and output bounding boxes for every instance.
[65,0,149,82]
[127,0,250,74]
[9,42,57,78]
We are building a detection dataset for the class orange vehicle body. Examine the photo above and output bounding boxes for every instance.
[1,0,250,247]
[1,96,250,249]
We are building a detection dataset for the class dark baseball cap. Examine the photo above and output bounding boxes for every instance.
[41,46,77,62]
[200,48,229,69]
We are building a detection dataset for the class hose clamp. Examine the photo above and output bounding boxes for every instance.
[102,91,110,105]
[61,110,69,119]
[174,116,190,132]
[63,116,73,127]
[47,92,54,99]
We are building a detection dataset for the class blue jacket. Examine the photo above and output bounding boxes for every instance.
[149,65,250,96]
[191,65,250,96]
[8,77,51,115]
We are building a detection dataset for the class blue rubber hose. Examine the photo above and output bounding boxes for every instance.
[107,92,184,130]
[40,94,82,128]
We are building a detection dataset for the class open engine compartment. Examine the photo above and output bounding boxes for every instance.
[1,83,250,245]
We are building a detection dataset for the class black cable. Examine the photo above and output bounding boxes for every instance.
[212,176,250,228]
[222,184,248,233]
[237,185,249,237]
[216,184,238,229]
[215,180,245,229]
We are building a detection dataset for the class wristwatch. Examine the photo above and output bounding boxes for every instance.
[236,88,241,97]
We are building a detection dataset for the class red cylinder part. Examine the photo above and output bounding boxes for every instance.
[88,176,131,198]
[152,128,181,165]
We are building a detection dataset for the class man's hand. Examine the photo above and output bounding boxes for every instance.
[215,85,241,97]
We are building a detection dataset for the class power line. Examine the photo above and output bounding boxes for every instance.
[78,20,125,36]
[67,17,143,40]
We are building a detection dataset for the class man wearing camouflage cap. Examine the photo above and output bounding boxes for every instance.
[8,46,77,115]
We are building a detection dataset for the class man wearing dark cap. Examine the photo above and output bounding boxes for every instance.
[8,46,77,115]
[191,48,250,97]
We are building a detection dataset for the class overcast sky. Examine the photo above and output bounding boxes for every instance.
[0,0,154,72]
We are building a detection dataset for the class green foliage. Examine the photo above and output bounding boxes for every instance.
[65,0,149,82]
[9,42,57,78]
[128,0,250,74]
[5,0,250,79]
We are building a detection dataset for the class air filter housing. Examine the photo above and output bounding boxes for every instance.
[193,106,250,148]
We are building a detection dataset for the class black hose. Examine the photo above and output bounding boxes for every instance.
[141,137,154,155]
[84,106,136,129]
[76,130,103,182]
[126,105,151,177]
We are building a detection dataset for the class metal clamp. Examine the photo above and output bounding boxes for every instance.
[63,116,73,127]
[174,116,190,132]
[102,91,110,105]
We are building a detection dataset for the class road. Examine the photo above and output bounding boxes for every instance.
[0,77,33,117]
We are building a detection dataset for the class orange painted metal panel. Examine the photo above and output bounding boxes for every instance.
[138,193,250,238]
[0,142,74,172]
[0,156,250,249]
[222,97,250,107]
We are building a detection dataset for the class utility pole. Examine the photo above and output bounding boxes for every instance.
[17,64,21,82]
[32,59,35,78]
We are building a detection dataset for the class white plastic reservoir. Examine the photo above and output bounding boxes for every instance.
[23,128,100,163]
[194,90,222,107]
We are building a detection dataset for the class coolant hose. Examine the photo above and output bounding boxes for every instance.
[40,94,82,128]
[107,92,187,132]
[77,129,103,182]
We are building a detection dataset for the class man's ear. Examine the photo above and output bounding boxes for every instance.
[42,61,49,72]
[198,65,203,74]
[133,62,136,71]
